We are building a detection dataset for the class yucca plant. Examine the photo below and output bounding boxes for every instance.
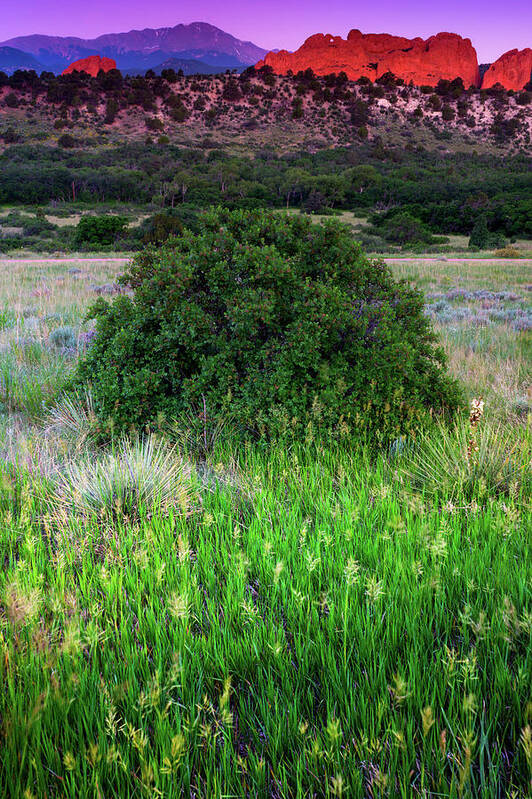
[402,400,529,501]
[49,436,194,520]
[169,398,234,461]
[45,390,99,449]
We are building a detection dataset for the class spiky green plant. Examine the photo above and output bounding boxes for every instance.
[49,436,194,519]
[45,390,98,449]
[169,399,235,461]
[402,413,529,501]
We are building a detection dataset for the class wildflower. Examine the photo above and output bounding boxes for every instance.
[86,742,101,767]
[463,692,477,716]
[392,729,406,751]
[459,731,476,792]
[389,673,410,706]
[305,551,320,573]
[177,534,192,561]
[466,396,484,464]
[269,640,284,657]
[322,722,341,754]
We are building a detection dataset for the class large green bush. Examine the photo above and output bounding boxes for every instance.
[77,208,461,444]
[74,214,128,246]
[370,211,446,247]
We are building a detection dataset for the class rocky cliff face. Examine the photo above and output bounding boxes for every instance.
[62,55,117,77]
[256,29,480,87]
[481,48,532,90]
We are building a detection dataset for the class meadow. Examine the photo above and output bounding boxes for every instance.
[0,252,530,798]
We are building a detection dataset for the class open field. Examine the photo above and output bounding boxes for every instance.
[0,254,530,797]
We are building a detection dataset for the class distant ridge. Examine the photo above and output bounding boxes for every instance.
[1,22,267,74]
[0,46,45,75]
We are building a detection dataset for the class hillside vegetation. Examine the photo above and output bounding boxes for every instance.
[1,67,531,153]
[1,68,530,256]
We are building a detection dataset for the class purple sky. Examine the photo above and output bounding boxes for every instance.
[2,0,531,62]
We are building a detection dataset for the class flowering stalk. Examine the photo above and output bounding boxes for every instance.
[466,397,484,465]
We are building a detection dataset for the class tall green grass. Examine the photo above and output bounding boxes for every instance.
[0,440,530,797]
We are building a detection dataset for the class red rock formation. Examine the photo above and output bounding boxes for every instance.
[481,48,532,91]
[62,55,117,77]
[256,30,480,88]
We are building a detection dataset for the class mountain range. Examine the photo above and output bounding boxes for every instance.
[0,22,268,75]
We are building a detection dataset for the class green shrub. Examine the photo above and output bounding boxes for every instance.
[139,212,183,245]
[371,212,444,247]
[22,215,56,237]
[469,215,505,250]
[76,208,461,445]
[469,215,490,248]
[57,133,78,149]
[441,105,455,121]
[4,92,19,108]
[49,325,77,350]
[46,390,98,449]
[74,215,128,246]
[145,116,164,132]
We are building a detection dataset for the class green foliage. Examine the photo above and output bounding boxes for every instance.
[57,133,78,148]
[145,116,164,131]
[469,215,490,248]
[140,211,184,245]
[22,215,56,237]
[0,137,529,242]
[0,349,72,420]
[77,208,461,444]
[74,215,128,246]
[371,211,448,247]
[441,104,455,121]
